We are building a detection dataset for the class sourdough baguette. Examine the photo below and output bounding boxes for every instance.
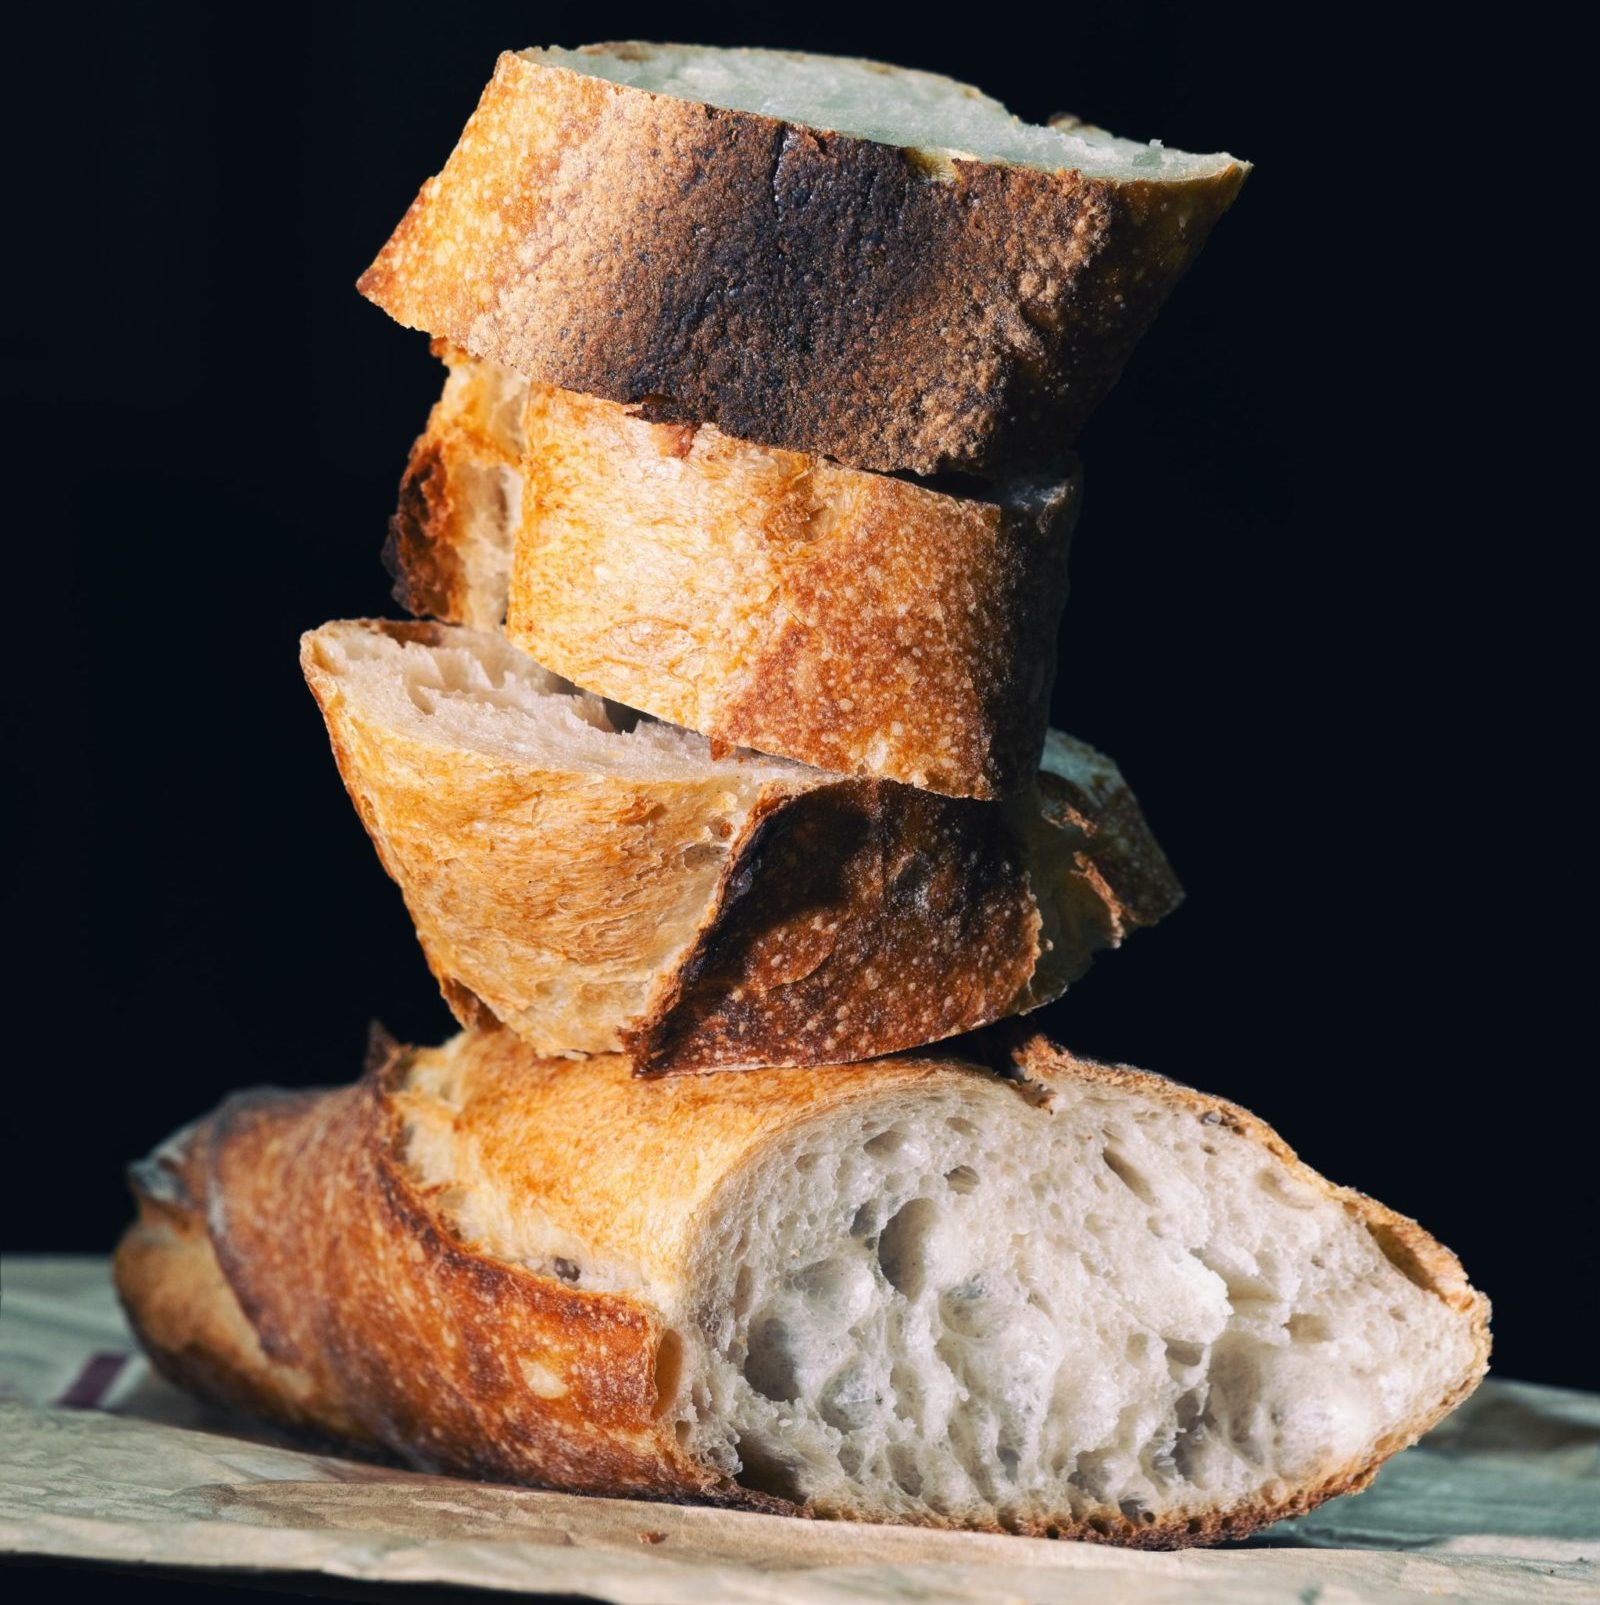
[116,1026,1489,1544]
[300,619,1178,1073]
[388,344,1079,797]
[359,44,1248,476]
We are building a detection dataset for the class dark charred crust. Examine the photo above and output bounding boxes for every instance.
[631,780,1041,1073]
[358,53,1247,476]
[385,437,464,621]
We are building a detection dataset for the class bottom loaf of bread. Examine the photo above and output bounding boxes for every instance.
[115,1027,1489,1546]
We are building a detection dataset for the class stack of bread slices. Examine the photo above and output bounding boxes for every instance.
[116,44,1489,1546]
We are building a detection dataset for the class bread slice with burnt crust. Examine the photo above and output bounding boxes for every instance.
[116,1027,1489,1543]
[300,619,1179,1073]
[386,343,1080,798]
[359,44,1248,476]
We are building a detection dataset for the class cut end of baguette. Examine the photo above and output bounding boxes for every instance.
[300,618,797,786]
[530,44,1244,181]
[679,1046,1488,1536]
[380,1031,1489,1540]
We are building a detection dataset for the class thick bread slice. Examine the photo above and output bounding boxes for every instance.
[300,620,1178,1072]
[389,344,1079,798]
[359,45,1248,476]
[116,1028,1490,1544]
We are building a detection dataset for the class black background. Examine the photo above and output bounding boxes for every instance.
[7,0,1585,1399]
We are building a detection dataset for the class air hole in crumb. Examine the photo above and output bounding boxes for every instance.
[1367,1221,1438,1292]
[889,1446,924,1497]
[652,1331,684,1416]
[1286,1312,1331,1343]
[1259,1168,1317,1209]
[680,842,725,869]
[864,1129,908,1158]
[793,1152,819,1173]
[735,1442,806,1505]
[1045,1524,1062,1540]
[946,1116,978,1136]
[849,1201,878,1238]
[945,1165,980,1194]
[1102,1148,1158,1206]
[674,1419,692,1447]
[1166,1339,1205,1369]
[743,1315,799,1402]
[733,1264,755,1317]
[553,1257,580,1283]
[877,1197,938,1298]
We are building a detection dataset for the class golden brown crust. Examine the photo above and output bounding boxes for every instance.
[115,1029,1489,1545]
[629,782,1042,1073]
[395,362,1072,798]
[116,1044,750,1505]
[358,51,1247,476]
[300,621,1179,1072]
[115,1115,368,1448]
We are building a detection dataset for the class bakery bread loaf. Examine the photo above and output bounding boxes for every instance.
[388,343,1079,797]
[359,44,1248,476]
[300,619,1179,1072]
[116,1027,1489,1544]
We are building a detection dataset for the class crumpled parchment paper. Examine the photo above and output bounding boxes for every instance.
[2,1256,1594,1604]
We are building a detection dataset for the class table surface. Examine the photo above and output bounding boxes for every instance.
[3,1255,1596,1604]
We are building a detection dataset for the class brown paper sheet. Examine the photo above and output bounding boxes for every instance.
[2,1256,1595,1603]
